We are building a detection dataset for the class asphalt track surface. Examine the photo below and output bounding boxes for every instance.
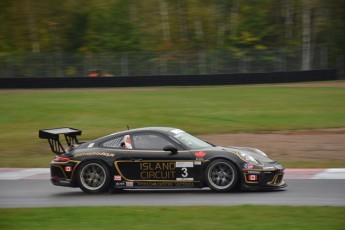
[1,179,344,208]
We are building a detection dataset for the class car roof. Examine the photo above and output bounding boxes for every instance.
[126,127,177,133]
[97,127,180,141]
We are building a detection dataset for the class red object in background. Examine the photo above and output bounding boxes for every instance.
[88,70,101,77]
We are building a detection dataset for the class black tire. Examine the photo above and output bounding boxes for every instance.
[77,161,111,194]
[205,159,239,192]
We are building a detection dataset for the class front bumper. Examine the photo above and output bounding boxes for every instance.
[242,168,287,190]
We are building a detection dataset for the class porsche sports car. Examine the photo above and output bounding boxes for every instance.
[39,127,286,194]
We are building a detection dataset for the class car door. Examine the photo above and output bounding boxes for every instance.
[115,132,198,187]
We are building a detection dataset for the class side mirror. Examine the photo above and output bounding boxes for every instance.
[163,145,178,154]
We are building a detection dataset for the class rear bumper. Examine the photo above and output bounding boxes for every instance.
[51,177,77,187]
[50,161,79,187]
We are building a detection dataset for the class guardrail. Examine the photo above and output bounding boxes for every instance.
[0,69,337,89]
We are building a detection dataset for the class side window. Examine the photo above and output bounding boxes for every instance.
[132,134,173,150]
[102,136,124,148]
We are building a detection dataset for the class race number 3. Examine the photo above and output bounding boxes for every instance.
[181,167,188,177]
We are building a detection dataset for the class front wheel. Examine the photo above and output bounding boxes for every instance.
[205,159,238,192]
[77,161,111,194]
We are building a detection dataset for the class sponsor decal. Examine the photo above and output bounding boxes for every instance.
[194,161,202,165]
[136,181,194,187]
[87,143,95,148]
[126,182,134,187]
[195,151,206,160]
[243,162,253,169]
[176,162,194,168]
[176,178,193,181]
[140,162,176,180]
[74,152,115,157]
[246,170,260,175]
[59,180,70,184]
[140,171,175,180]
[140,162,175,170]
[114,175,122,181]
[247,175,258,181]
[64,166,72,172]
[116,182,126,186]
[170,129,184,135]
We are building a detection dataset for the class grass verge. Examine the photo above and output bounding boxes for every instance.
[1,206,344,230]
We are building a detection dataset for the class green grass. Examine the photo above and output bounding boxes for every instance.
[1,85,345,167]
[1,206,344,230]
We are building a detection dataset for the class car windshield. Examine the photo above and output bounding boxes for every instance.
[171,129,212,149]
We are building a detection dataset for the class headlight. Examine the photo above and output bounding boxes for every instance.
[239,152,258,164]
[254,148,267,157]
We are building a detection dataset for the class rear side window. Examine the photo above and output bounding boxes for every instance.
[102,136,124,148]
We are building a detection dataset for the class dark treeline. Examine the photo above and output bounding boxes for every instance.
[0,0,344,73]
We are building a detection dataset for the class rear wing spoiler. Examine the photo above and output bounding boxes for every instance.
[39,128,82,155]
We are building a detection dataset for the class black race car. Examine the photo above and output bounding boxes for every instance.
[39,127,286,194]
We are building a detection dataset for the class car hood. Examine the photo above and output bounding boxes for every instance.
[203,146,276,163]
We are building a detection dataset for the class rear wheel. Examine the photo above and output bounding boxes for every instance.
[205,159,238,192]
[77,161,110,194]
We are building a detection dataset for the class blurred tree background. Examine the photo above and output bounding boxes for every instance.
[0,0,344,77]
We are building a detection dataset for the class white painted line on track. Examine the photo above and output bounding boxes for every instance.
[284,168,325,179]
[0,168,49,180]
[311,168,345,179]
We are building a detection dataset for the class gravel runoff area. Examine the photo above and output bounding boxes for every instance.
[199,128,345,163]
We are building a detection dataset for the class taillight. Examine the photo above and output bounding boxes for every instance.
[54,155,71,162]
